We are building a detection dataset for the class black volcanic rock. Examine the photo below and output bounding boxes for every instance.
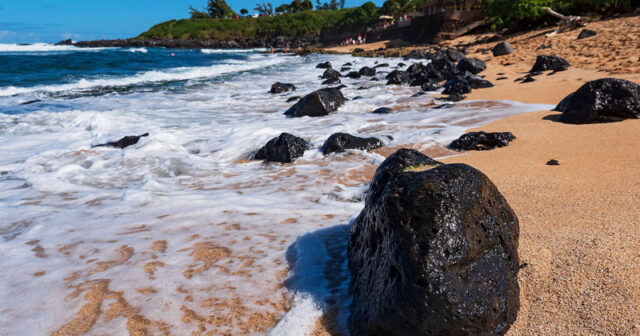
[457,57,487,74]
[386,70,411,85]
[346,71,362,79]
[442,73,494,95]
[252,133,310,163]
[321,133,384,155]
[372,107,392,114]
[92,133,149,149]
[322,68,342,79]
[530,55,570,73]
[554,78,640,124]
[322,77,341,85]
[284,88,345,117]
[421,80,441,92]
[348,149,520,336]
[492,41,514,56]
[359,66,376,77]
[443,92,467,102]
[374,63,390,69]
[450,131,516,150]
[577,29,597,40]
[286,96,300,102]
[316,61,332,69]
[270,82,296,94]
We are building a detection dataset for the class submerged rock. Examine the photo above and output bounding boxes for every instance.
[372,107,392,114]
[270,82,296,94]
[252,133,310,163]
[348,149,520,336]
[316,61,332,69]
[284,88,345,117]
[529,55,570,73]
[286,96,300,102]
[492,41,514,56]
[374,63,390,69]
[93,133,149,149]
[321,133,384,155]
[346,71,362,79]
[554,78,640,124]
[421,79,441,92]
[457,57,487,74]
[359,66,376,77]
[322,77,341,85]
[450,131,516,150]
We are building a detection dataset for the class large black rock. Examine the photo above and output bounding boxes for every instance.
[316,61,332,69]
[457,57,487,74]
[554,78,640,124]
[348,149,520,336]
[450,131,516,150]
[359,66,376,76]
[386,70,411,85]
[346,71,362,79]
[442,73,494,95]
[270,82,296,94]
[93,133,149,149]
[322,68,342,79]
[529,55,570,73]
[321,133,384,155]
[284,88,345,117]
[252,133,310,163]
[492,41,514,56]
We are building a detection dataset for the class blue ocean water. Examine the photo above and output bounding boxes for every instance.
[0,43,552,335]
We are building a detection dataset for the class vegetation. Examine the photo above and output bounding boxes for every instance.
[140,2,380,40]
[478,0,640,30]
[207,0,237,18]
[380,0,416,18]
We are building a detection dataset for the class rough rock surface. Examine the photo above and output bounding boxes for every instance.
[554,78,640,123]
[284,88,345,117]
[493,41,514,56]
[316,61,332,69]
[93,133,149,149]
[251,133,309,163]
[321,133,384,154]
[270,82,296,94]
[348,149,520,336]
[346,71,362,79]
[386,70,411,85]
[457,57,487,74]
[442,73,493,95]
[450,132,516,150]
[322,68,342,79]
[577,29,597,40]
[359,66,376,76]
[529,55,570,73]
[322,77,341,85]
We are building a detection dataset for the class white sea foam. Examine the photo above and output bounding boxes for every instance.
[201,48,268,54]
[0,51,554,335]
[126,47,148,53]
[0,42,109,52]
[0,55,286,97]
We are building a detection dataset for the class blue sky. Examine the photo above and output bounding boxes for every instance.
[0,0,382,44]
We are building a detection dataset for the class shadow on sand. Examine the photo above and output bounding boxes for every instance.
[270,223,352,335]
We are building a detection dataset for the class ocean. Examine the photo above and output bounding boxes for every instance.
[0,43,551,335]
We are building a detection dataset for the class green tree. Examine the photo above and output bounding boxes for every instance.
[302,0,314,10]
[240,8,249,15]
[207,0,237,18]
[189,5,209,18]
[329,0,340,9]
[381,0,415,18]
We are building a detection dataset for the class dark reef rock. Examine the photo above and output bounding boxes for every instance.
[442,73,493,95]
[442,92,467,102]
[321,133,384,155]
[284,88,345,117]
[93,133,149,149]
[386,70,411,85]
[316,61,332,69]
[530,55,570,73]
[322,68,342,79]
[421,80,441,92]
[577,29,597,40]
[341,67,352,72]
[322,77,341,85]
[348,148,520,336]
[412,92,426,97]
[450,131,516,150]
[457,57,487,74]
[372,107,392,114]
[252,133,310,163]
[492,41,514,56]
[374,63,390,69]
[546,159,560,166]
[359,66,376,77]
[554,78,640,124]
[270,82,296,94]
[286,96,300,102]
[346,71,362,79]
